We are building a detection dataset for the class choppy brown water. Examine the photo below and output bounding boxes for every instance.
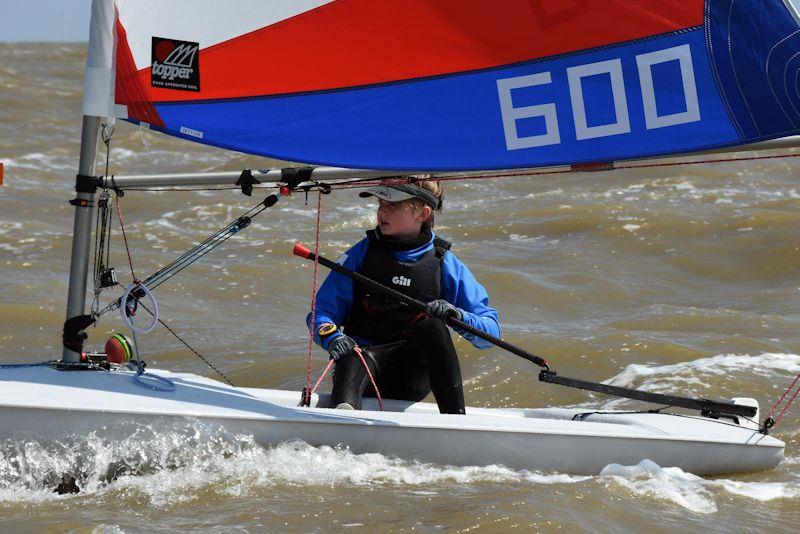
[1,43,799,532]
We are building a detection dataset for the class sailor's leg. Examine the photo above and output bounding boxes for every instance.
[407,318,465,415]
[363,341,429,402]
[329,350,371,410]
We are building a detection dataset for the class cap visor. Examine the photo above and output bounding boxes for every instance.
[358,186,415,202]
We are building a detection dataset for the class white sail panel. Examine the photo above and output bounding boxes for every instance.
[116,0,334,70]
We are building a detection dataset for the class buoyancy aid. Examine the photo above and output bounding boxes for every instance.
[344,230,451,344]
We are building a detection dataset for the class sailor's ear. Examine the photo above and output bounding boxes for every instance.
[416,205,432,223]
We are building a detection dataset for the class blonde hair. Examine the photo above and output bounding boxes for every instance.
[407,174,443,229]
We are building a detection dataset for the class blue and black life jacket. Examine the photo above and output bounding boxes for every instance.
[344,229,451,344]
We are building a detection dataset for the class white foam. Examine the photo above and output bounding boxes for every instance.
[4,152,73,173]
[0,421,588,506]
[600,459,716,513]
[0,222,23,235]
[2,421,792,511]
[600,460,800,514]
[599,459,800,513]
[509,234,542,243]
[605,353,800,390]
[0,243,23,254]
[712,479,799,501]
[674,181,697,191]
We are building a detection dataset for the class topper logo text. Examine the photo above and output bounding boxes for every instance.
[496,44,701,150]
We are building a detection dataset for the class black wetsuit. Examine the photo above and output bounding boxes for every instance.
[307,228,500,414]
[332,230,464,413]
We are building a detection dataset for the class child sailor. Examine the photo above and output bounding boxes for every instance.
[307,176,500,414]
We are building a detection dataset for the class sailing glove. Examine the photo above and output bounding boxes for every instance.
[426,299,462,321]
[327,335,356,361]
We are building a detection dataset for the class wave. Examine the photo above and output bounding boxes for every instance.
[0,420,589,507]
[599,459,799,514]
[1,419,794,514]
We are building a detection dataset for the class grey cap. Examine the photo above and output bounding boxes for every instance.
[359,183,439,209]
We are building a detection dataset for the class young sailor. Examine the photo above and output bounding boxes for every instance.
[306,176,500,414]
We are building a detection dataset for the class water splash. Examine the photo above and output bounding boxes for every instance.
[0,420,588,506]
[0,419,793,513]
[599,459,800,514]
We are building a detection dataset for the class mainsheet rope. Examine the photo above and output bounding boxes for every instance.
[301,186,384,410]
[307,347,384,411]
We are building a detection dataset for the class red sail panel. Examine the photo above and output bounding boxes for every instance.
[135,0,704,102]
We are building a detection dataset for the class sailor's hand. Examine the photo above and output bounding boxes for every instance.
[426,299,462,321]
[327,335,356,361]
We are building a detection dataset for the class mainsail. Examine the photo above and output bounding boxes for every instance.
[95,0,800,170]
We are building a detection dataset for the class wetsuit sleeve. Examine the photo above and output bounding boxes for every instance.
[306,238,369,349]
[440,252,500,349]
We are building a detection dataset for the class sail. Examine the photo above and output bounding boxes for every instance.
[104,0,800,170]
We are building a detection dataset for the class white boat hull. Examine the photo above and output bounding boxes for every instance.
[0,366,784,475]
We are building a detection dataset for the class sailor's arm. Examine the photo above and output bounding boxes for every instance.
[440,252,500,349]
[305,238,369,349]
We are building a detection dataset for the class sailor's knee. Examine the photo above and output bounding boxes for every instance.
[411,316,450,338]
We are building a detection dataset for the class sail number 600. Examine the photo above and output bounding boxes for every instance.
[496,44,701,150]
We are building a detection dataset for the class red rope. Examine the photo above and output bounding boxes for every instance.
[310,359,334,396]
[305,189,324,393]
[766,372,800,427]
[114,194,138,283]
[307,347,384,411]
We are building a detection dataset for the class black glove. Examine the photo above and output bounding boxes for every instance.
[426,299,462,320]
[327,335,356,361]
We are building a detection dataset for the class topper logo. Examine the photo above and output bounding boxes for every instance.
[151,37,200,92]
[392,275,412,287]
[152,44,197,80]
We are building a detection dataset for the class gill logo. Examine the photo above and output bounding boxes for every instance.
[392,275,411,287]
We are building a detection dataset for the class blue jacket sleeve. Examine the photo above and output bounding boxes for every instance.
[440,252,500,349]
[305,238,369,349]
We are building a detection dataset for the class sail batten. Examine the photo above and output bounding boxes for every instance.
[104,0,800,170]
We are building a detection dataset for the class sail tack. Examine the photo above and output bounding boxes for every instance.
[105,0,800,170]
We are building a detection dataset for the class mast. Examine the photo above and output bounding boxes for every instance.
[63,0,116,361]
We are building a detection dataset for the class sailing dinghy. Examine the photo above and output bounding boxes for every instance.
[2,0,799,477]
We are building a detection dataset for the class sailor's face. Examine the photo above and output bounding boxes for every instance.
[376,199,423,237]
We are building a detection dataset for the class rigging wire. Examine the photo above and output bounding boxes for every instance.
[115,190,138,283]
[92,193,279,383]
[95,194,278,318]
[91,131,116,317]
[137,301,235,386]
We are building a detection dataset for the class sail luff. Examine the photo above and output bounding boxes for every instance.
[63,0,117,362]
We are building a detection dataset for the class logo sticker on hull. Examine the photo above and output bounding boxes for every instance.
[151,37,200,92]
